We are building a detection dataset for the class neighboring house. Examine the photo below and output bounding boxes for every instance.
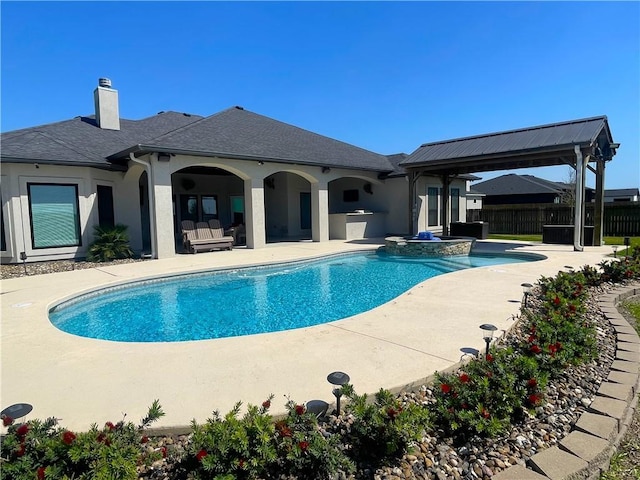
[605,188,639,202]
[0,78,470,263]
[471,174,596,205]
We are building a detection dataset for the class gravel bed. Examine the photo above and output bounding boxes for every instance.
[1,258,144,279]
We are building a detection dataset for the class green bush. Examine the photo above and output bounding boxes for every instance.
[186,397,353,480]
[0,401,164,480]
[340,385,430,467]
[86,224,134,263]
[431,347,546,441]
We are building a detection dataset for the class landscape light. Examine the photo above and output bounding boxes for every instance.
[479,323,497,357]
[327,371,350,416]
[521,282,533,308]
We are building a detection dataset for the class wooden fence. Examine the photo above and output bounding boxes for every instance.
[468,202,639,236]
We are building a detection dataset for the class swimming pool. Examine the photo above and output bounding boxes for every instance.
[49,251,539,342]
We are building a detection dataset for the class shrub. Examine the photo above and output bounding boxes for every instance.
[0,400,164,480]
[431,347,546,441]
[340,385,430,467]
[187,397,353,480]
[187,399,277,479]
[273,399,354,478]
[86,224,134,262]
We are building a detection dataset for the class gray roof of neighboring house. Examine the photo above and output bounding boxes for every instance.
[113,107,393,172]
[472,174,573,196]
[0,112,203,170]
[605,188,639,196]
[400,116,614,173]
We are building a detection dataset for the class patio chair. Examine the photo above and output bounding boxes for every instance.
[208,219,236,246]
[181,220,233,253]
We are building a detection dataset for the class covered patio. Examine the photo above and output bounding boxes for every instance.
[401,116,618,250]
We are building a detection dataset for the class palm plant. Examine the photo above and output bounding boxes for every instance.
[87,224,134,262]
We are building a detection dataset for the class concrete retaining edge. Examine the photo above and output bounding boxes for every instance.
[493,283,640,480]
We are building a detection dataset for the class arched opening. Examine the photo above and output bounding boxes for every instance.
[171,166,245,252]
[263,171,312,243]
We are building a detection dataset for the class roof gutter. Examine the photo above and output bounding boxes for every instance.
[113,145,393,174]
[129,153,156,259]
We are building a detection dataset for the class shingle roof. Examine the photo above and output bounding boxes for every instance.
[116,107,393,172]
[471,174,571,196]
[0,112,204,169]
[605,188,639,196]
[400,116,614,174]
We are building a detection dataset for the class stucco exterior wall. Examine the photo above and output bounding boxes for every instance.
[0,162,125,263]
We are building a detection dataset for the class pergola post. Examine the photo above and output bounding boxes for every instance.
[441,174,451,236]
[593,157,605,246]
[573,145,584,252]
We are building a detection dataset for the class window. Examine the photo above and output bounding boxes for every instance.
[230,196,244,225]
[179,195,198,222]
[428,187,439,226]
[343,189,359,202]
[300,192,311,230]
[201,195,218,221]
[97,185,115,228]
[451,188,460,222]
[28,183,81,248]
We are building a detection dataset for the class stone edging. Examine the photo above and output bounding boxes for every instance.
[493,284,640,480]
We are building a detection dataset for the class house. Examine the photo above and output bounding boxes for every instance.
[471,174,596,205]
[605,188,639,203]
[0,78,471,263]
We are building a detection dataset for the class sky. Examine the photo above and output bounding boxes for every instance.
[1,1,639,189]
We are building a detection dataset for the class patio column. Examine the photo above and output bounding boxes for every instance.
[245,177,266,249]
[573,146,585,252]
[593,157,605,246]
[441,174,451,236]
[311,180,329,242]
[150,157,176,259]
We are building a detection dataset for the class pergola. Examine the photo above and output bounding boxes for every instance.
[400,116,618,250]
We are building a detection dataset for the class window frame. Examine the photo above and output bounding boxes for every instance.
[27,183,82,249]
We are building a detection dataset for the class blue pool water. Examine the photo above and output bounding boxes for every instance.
[49,251,537,342]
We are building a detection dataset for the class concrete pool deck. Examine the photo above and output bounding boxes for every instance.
[1,239,613,431]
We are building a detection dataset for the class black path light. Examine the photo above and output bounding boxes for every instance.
[327,371,350,416]
[20,252,27,275]
[479,324,497,356]
[612,245,618,258]
[624,237,631,256]
[460,347,480,361]
[305,399,329,419]
[521,282,533,308]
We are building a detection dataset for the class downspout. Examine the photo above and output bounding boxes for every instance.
[573,145,584,252]
[129,153,157,259]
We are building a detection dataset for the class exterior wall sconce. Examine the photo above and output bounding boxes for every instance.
[479,323,497,356]
[157,152,171,162]
[521,282,533,308]
[327,371,350,416]
[322,167,331,173]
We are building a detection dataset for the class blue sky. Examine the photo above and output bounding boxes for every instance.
[2,1,638,189]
